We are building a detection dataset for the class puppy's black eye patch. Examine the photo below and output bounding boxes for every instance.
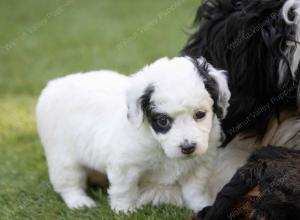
[150,113,173,134]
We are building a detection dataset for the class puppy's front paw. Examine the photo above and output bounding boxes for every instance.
[186,196,210,213]
[110,198,137,214]
[62,191,97,209]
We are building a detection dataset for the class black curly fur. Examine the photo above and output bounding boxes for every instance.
[182,0,300,146]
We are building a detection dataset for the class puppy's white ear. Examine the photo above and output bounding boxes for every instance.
[126,78,154,128]
[196,57,231,119]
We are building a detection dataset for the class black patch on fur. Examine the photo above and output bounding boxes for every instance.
[191,58,224,119]
[140,85,155,119]
[139,85,173,134]
[182,0,300,146]
[149,113,173,134]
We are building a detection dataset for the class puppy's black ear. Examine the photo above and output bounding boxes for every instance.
[126,78,154,128]
[194,57,231,119]
[207,65,231,119]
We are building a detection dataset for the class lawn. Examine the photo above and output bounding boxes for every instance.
[0,0,199,219]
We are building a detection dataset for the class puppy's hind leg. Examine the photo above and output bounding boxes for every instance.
[48,158,96,209]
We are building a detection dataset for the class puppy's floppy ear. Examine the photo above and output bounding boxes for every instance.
[126,58,170,127]
[207,66,231,119]
[193,57,231,119]
[126,77,154,128]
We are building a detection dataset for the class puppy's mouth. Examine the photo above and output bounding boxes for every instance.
[181,154,197,160]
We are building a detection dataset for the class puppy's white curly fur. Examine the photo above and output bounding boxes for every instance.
[36,57,230,213]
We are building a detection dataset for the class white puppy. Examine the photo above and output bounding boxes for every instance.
[36,57,230,213]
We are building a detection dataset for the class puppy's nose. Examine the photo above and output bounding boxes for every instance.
[180,142,196,155]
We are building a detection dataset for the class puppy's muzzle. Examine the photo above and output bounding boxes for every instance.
[180,142,196,155]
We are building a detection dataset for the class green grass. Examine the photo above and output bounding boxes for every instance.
[0,0,198,219]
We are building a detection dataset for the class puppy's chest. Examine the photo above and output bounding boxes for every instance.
[140,159,194,186]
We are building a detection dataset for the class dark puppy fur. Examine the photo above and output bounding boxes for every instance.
[182,0,300,146]
[190,146,300,220]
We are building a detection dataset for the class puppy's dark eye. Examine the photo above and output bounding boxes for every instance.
[150,113,173,134]
[155,115,171,128]
[194,111,206,120]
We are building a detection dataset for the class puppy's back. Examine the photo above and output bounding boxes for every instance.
[36,70,129,154]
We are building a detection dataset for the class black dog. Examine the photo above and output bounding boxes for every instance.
[190,146,300,220]
[182,0,300,146]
